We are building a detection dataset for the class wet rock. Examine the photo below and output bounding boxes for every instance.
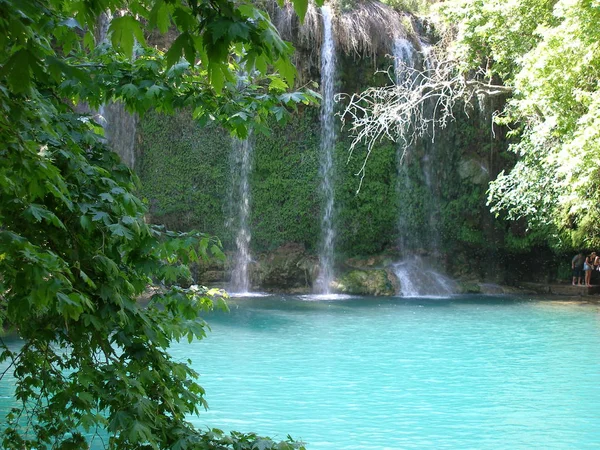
[202,270,226,283]
[456,281,482,294]
[254,243,318,292]
[344,253,397,269]
[335,269,395,296]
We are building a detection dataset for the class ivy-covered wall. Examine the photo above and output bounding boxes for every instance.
[136,98,512,267]
[135,39,555,283]
[137,111,231,237]
[137,103,401,256]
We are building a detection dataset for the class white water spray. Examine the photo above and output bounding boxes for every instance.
[392,38,454,297]
[316,4,337,295]
[393,37,417,253]
[230,136,253,294]
[393,256,456,298]
[392,37,415,84]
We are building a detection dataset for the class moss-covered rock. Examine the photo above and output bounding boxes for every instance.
[456,281,482,294]
[335,269,395,296]
[254,242,318,292]
[344,253,397,269]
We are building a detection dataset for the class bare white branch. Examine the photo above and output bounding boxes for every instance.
[337,43,512,191]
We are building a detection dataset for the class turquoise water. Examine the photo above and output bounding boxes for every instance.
[184,296,600,449]
[2,295,600,449]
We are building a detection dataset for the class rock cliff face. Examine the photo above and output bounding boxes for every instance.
[254,243,317,293]
[194,244,398,296]
[334,269,396,296]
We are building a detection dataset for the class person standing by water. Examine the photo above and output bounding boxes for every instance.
[584,252,596,286]
[572,251,585,285]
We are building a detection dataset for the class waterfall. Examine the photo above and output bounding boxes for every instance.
[417,38,442,255]
[392,38,415,85]
[316,4,337,294]
[393,38,417,254]
[101,103,138,168]
[230,136,253,294]
[95,12,138,169]
[392,37,454,297]
[393,256,456,297]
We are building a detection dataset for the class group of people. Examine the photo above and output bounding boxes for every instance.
[571,251,600,286]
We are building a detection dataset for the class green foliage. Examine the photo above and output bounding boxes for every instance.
[0,0,316,447]
[251,108,322,251]
[438,0,557,82]
[339,0,437,14]
[137,110,231,238]
[379,0,439,15]
[336,137,399,255]
[0,79,227,448]
[441,0,600,252]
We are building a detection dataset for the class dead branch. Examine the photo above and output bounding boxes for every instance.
[337,45,512,191]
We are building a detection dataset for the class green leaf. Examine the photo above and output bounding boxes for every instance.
[172,7,197,31]
[210,244,225,260]
[209,64,225,93]
[91,211,111,225]
[121,83,139,99]
[83,30,95,50]
[110,16,145,58]
[292,0,309,23]
[0,48,39,93]
[108,223,134,240]
[25,204,51,222]
[228,22,250,40]
[254,54,268,75]
[79,270,97,288]
[166,33,188,68]
[150,0,171,34]
[269,76,288,92]
[274,57,296,87]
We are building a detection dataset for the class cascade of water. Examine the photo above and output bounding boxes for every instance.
[230,136,253,294]
[417,38,441,256]
[96,11,112,43]
[392,37,454,297]
[316,4,337,294]
[102,103,138,168]
[392,37,415,84]
[393,257,456,297]
[393,38,417,254]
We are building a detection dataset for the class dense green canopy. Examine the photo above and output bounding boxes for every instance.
[0,0,315,448]
[441,0,600,250]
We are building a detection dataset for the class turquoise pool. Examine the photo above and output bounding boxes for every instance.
[2,295,600,449]
[185,295,600,449]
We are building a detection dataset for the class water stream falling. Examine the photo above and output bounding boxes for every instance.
[316,4,337,295]
[392,38,415,84]
[393,38,417,254]
[393,256,456,297]
[230,136,253,294]
[392,37,454,297]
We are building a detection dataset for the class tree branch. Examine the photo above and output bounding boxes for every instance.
[337,45,512,191]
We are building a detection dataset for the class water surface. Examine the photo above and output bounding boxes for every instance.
[183,295,600,449]
[2,295,600,449]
